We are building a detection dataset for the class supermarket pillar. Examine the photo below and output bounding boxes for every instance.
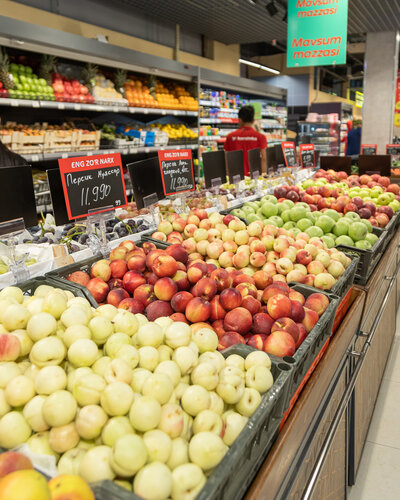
[362,31,399,153]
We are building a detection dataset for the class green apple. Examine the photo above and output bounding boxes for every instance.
[231,209,245,218]
[321,236,335,248]
[291,227,301,237]
[268,216,283,227]
[324,209,341,221]
[355,240,372,250]
[261,195,277,204]
[289,206,308,222]
[261,202,278,218]
[359,219,373,233]
[316,215,335,233]
[281,210,291,223]
[297,218,313,231]
[365,233,379,246]
[389,200,400,212]
[335,235,354,246]
[344,212,360,222]
[296,202,311,211]
[305,226,323,238]
[277,202,291,215]
[246,213,260,222]
[349,222,368,242]
[283,221,296,230]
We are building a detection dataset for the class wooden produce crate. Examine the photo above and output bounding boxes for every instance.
[44,130,78,153]
[76,130,101,151]
[11,131,45,154]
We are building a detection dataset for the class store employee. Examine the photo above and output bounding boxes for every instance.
[224,105,267,176]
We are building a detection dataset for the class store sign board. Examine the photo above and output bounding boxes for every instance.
[158,149,195,196]
[361,144,377,155]
[287,0,348,68]
[299,144,315,168]
[282,142,297,167]
[58,153,127,220]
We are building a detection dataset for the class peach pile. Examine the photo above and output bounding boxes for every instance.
[0,450,94,499]
[150,210,351,290]
[0,284,273,498]
[67,240,331,357]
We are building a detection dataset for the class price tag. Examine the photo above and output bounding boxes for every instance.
[143,193,158,208]
[251,170,260,180]
[145,148,150,153]
[58,103,65,109]
[32,101,40,108]
[30,155,39,162]
[0,218,29,283]
[299,144,315,168]
[211,177,222,188]
[130,148,138,154]
[61,153,68,159]
[386,144,400,175]
[158,149,195,196]
[58,152,128,220]
[361,144,377,155]
[143,109,149,114]
[232,174,241,185]
[10,99,19,107]
[74,104,81,110]
[161,110,167,115]
[282,142,297,167]
[173,111,179,116]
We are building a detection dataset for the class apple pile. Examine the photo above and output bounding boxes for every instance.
[0,451,94,499]
[66,239,334,357]
[0,284,273,499]
[149,210,351,290]
[51,73,94,104]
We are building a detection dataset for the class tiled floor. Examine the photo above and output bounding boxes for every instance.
[348,308,400,499]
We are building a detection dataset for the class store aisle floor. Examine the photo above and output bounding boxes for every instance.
[348,308,400,499]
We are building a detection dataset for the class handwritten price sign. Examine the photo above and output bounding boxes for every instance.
[58,153,128,220]
[158,149,195,196]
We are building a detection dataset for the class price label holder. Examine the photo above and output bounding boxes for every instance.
[143,193,160,225]
[299,144,315,168]
[226,150,244,185]
[361,144,377,155]
[248,148,262,179]
[232,174,245,203]
[0,218,29,283]
[58,152,128,220]
[209,177,223,210]
[86,206,114,257]
[281,142,297,168]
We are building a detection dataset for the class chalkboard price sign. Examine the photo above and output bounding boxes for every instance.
[58,153,128,220]
[281,141,297,167]
[158,149,195,196]
[386,144,400,156]
[361,144,377,155]
[299,144,315,168]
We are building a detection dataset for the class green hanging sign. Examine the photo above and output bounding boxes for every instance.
[287,0,348,68]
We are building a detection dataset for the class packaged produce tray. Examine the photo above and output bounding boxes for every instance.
[90,344,292,500]
[283,283,340,403]
[335,227,388,286]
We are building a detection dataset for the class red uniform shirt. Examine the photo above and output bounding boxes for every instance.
[224,126,267,176]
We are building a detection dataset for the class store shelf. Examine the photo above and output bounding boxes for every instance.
[0,98,198,116]
[199,117,239,124]
[199,99,221,107]
[22,143,199,162]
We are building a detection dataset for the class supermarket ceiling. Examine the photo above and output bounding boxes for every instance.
[118,0,400,45]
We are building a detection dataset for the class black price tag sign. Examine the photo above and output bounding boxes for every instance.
[248,147,262,178]
[361,144,377,155]
[158,149,195,196]
[282,141,297,167]
[58,153,128,220]
[226,149,245,184]
[299,144,315,168]
[386,144,400,156]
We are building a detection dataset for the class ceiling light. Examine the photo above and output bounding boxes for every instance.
[239,58,280,75]
[266,1,278,16]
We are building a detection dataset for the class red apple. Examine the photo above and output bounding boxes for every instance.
[87,278,109,303]
[133,284,156,307]
[223,307,253,335]
[263,331,296,357]
[219,288,242,310]
[252,313,274,335]
[185,297,211,323]
[146,301,173,321]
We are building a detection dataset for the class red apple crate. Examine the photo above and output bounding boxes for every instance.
[336,227,388,286]
[90,344,292,500]
[281,283,340,414]
[3,275,92,301]
[46,240,171,307]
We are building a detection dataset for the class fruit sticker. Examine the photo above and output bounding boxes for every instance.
[386,144,400,177]
[299,144,315,168]
[58,153,128,219]
[158,149,195,196]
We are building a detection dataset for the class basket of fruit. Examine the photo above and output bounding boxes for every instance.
[89,344,292,500]
[282,283,339,400]
[335,228,387,286]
